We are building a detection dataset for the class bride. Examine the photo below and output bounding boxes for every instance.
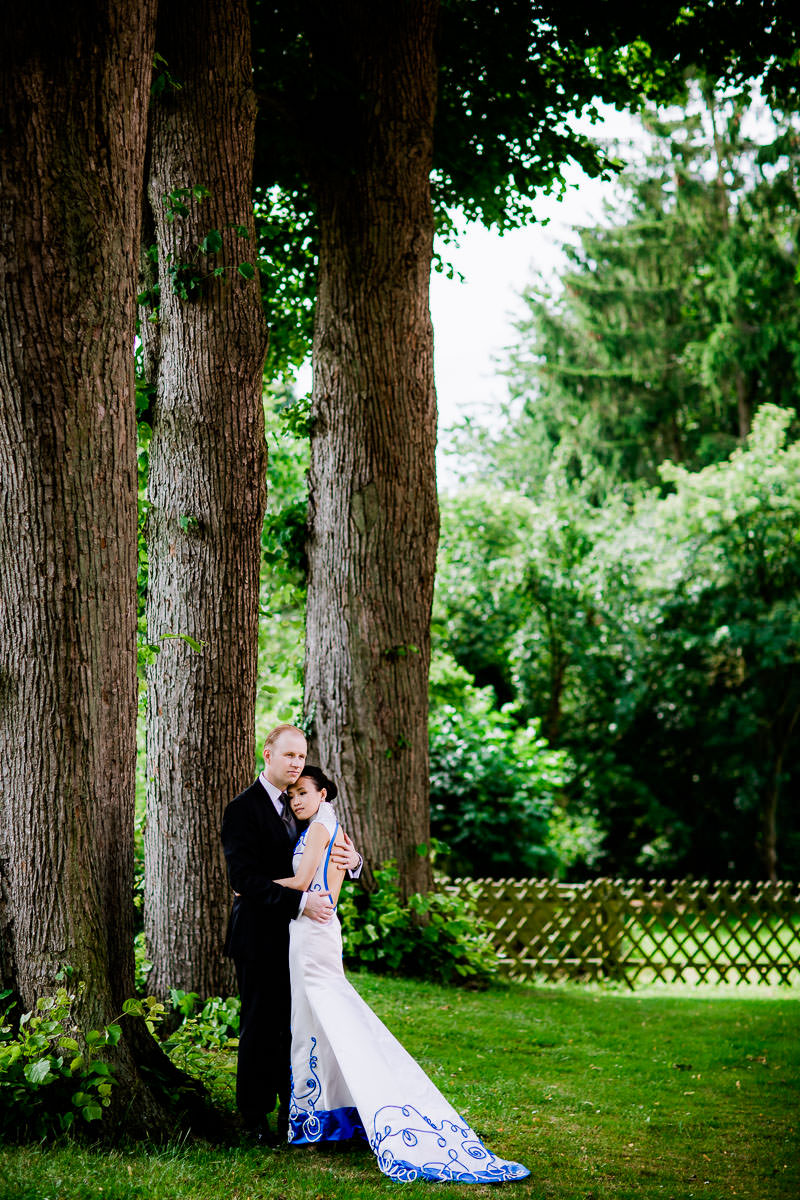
[273,765,529,1184]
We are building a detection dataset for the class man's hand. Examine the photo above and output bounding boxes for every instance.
[329,832,361,873]
[303,891,335,923]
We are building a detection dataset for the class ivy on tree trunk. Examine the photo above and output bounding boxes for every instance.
[303,0,440,900]
[141,0,268,998]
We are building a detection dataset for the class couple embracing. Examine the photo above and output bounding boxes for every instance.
[221,723,528,1184]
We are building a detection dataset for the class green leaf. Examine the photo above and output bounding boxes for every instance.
[234,224,249,239]
[81,1103,103,1122]
[160,632,205,654]
[199,229,223,255]
[24,1058,53,1085]
[237,262,256,280]
[122,998,144,1017]
[105,1023,122,1046]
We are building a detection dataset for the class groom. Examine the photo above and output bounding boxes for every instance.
[221,723,361,1143]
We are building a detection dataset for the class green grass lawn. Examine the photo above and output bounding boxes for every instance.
[1,974,797,1200]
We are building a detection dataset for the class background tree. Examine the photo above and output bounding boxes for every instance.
[139,0,267,998]
[441,410,800,881]
[428,653,576,879]
[0,0,191,1130]
[300,0,441,897]
[434,89,800,884]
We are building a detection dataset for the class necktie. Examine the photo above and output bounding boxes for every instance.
[278,791,297,840]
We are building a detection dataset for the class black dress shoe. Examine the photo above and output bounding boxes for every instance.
[244,1123,275,1147]
[256,1126,282,1148]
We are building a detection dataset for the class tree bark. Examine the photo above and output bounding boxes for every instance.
[0,0,187,1132]
[303,1,440,900]
[142,0,267,998]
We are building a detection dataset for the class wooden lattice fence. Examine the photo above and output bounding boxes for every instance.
[448,878,800,987]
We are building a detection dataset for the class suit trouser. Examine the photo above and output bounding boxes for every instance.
[233,948,291,1127]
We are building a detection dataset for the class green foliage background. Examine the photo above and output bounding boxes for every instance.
[132,84,800,886]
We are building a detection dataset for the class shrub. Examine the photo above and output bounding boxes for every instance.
[338,861,500,988]
[429,653,574,878]
[159,992,239,1104]
[0,983,162,1142]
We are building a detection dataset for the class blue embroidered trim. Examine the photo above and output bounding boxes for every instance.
[291,1034,321,1107]
[294,816,340,898]
[322,821,339,895]
[289,1036,366,1145]
[290,1105,367,1145]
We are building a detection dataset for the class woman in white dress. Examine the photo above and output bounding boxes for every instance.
[273,766,529,1184]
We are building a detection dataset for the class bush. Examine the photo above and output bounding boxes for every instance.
[159,992,240,1104]
[0,983,162,1142]
[338,861,500,988]
[429,653,575,878]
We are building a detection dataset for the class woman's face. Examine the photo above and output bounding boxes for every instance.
[288,776,326,820]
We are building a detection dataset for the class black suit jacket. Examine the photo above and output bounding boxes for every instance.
[221,777,303,960]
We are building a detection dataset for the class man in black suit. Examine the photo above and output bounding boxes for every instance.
[221,723,361,1143]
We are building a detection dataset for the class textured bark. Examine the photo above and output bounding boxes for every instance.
[304,1,440,900]
[0,0,188,1132]
[142,0,267,998]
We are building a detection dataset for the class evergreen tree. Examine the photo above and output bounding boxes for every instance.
[490,84,800,494]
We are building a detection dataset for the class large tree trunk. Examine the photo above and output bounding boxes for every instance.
[0,0,185,1132]
[142,0,267,998]
[303,1,440,900]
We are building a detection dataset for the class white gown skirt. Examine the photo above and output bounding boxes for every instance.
[288,914,529,1183]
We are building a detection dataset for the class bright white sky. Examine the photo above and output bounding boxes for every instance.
[430,191,598,444]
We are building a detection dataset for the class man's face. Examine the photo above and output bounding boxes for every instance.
[264,730,307,791]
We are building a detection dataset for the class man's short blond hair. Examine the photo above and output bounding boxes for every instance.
[263,723,306,754]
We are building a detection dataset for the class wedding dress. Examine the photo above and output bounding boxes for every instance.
[287,802,529,1183]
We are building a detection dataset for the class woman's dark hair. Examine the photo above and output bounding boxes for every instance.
[295,764,338,802]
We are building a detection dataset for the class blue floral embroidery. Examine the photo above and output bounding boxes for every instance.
[291,1035,320,1104]
[370,1104,530,1183]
